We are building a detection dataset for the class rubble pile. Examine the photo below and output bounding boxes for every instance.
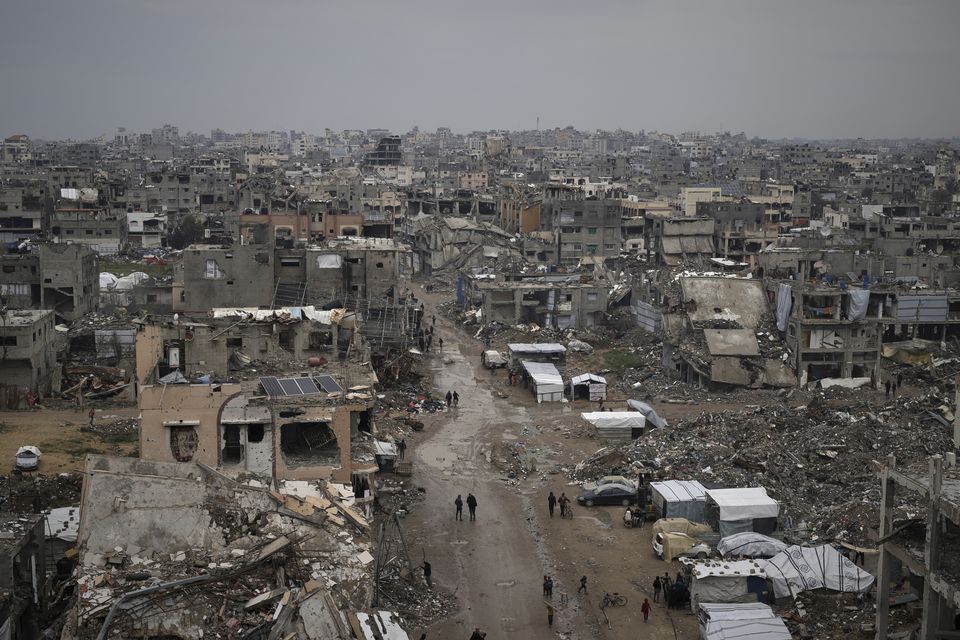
[777,591,916,639]
[376,564,458,625]
[0,472,83,511]
[81,417,138,441]
[571,392,956,544]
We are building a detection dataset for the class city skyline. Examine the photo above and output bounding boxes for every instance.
[2,0,958,140]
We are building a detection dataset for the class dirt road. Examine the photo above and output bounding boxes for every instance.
[404,305,698,639]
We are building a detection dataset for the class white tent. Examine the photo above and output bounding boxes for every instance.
[697,602,791,640]
[521,361,564,403]
[717,533,788,559]
[706,488,779,537]
[688,560,769,612]
[581,411,645,442]
[569,373,606,400]
[764,545,875,598]
[651,480,708,522]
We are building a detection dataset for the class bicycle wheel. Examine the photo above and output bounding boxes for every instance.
[614,594,627,606]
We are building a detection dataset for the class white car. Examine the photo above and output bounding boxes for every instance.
[15,446,41,471]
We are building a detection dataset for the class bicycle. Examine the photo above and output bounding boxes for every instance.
[561,506,574,520]
[600,592,627,609]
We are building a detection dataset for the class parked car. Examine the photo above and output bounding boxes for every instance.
[481,350,508,369]
[582,475,638,492]
[652,531,712,560]
[577,483,638,507]
[15,446,41,471]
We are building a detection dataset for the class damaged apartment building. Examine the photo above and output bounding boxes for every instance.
[0,309,58,406]
[0,243,99,322]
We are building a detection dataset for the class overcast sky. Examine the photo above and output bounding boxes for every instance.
[2,0,958,140]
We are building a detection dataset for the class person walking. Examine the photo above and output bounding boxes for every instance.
[422,560,432,588]
[546,602,555,627]
[885,380,891,397]
[438,337,444,353]
[547,492,557,517]
[398,438,407,460]
[445,390,453,407]
[641,597,651,622]
[577,575,588,594]
[543,576,549,597]
[653,576,662,602]
[452,391,459,406]
[88,408,95,426]
[559,493,569,517]
[546,576,553,598]
[455,495,464,521]
[466,493,478,521]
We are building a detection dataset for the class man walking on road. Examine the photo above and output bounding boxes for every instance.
[546,602,555,627]
[398,438,406,460]
[653,576,662,602]
[438,337,444,353]
[548,492,557,517]
[466,493,478,520]
[88,408,95,426]
[641,597,651,622]
[445,390,452,408]
[452,391,459,406]
[559,493,569,517]
[455,495,463,521]
[578,575,588,594]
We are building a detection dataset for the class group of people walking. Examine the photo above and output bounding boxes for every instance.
[546,491,571,517]
[444,390,459,408]
[454,493,478,521]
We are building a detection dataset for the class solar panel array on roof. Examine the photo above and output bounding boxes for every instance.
[314,374,343,393]
[260,376,324,397]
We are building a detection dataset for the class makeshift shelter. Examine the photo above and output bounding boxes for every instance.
[580,411,645,442]
[764,545,875,598]
[659,532,707,562]
[569,373,606,401]
[705,488,779,537]
[627,399,668,428]
[507,343,566,367]
[521,361,564,403]
[697,602,791,640]
[652,518,714,538]
[717,533,788,559]
[373,441,398,472]
[650,480,708,522]
[687,560,769,612]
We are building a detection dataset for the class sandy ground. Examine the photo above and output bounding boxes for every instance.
[0,406,139,472]
[403,291,699,639]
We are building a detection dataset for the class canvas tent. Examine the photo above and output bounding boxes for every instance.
[507,343,566,367]
[521,361,564,403]
[705,488,779,537]
[569,373,607,401]
[581,411,645,442]
[717,533,788,559]
[764,545,875,598]
[650,480,708,522]
[687,560,769,612]
[697,602,791,640]
[627,399,668,428]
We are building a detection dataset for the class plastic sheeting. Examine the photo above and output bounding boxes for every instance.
[717,533,788,558]
[703,618,791,640]
[113,271,150,291]
[627,400,668,428]
[775,283,792,332]
[706,488,779,521]
[651,481,707,522]
[764,544,875,598]
[99,272,119,288]
[846,289,870,321]
[580,412,645,430]
[315,254,343,269]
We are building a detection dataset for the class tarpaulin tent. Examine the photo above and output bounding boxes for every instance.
[705,488,779,537]
[650,480,708,522]
[697,602,791,640]
[521,361,564,403]
[688,560,769,612]
[652,518,713,538]
[717,533,788,559]
[581,411,645,442]
[569,373,606,401]
[764,545,875,598]
[627,400,668,428]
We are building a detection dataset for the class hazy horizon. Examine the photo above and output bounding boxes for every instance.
[2,0,959,141]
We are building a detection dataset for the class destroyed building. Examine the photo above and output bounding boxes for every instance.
[876,455,960,639]
[464,272,609,329]
[541,190,624,265]
[0,244,99,322]
[0,309,58,402]
[0,513,47,639]
[409,214,517,275]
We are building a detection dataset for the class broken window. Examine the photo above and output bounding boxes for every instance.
[226,337,243,348]
[248,424,265,443]
[222,425,243,464]
[309,331,332,348]
[169,426,198,462]
[279,422,339,466]
[204,259,225,279]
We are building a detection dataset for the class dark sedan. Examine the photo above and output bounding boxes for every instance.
[576,483,638,507]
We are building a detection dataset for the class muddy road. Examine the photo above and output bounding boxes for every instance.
[404,307,698,640]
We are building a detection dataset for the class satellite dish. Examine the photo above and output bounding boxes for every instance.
[819,226,832,237]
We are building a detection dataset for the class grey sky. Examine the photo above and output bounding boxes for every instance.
[2,0,958,140]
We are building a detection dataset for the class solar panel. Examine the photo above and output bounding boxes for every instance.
[294,377,320,394]
[315,375,343,393]
[260,376,284,397]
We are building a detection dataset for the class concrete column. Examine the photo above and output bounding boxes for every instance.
[920,455,944,640]
[875,454,897,640]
